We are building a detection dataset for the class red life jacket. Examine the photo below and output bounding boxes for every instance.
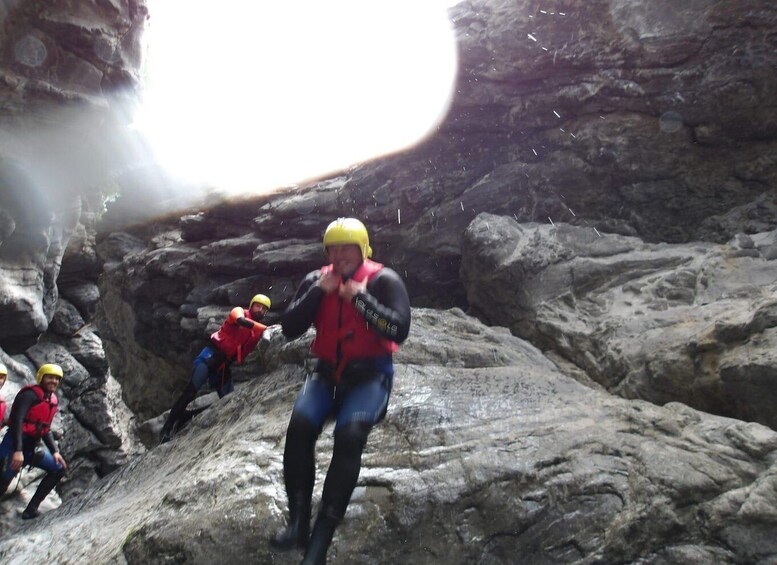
[210,307,264,364]
[0,395,6,428]
[311,259,399,381]
[17,384,58,439]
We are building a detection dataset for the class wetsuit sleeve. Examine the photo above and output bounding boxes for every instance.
[281,270,324,339]
[43,431,58,454]
[8,389,38,451]
[236,316,253,328]
[236,315,267,334]
[353,267,411,344]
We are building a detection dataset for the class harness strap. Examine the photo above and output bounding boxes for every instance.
[218,361,228,390]
[333,358,348,383]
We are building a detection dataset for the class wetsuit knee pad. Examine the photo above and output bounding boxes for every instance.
[318,422,371,520]
[46,466,66,482]
[31,449,67,476]
[333,421,370,456]
[287,412,319,444]
[31,449,46,467]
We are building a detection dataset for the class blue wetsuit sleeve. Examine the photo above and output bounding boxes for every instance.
[353,268,411,344]
[281,270,325,339]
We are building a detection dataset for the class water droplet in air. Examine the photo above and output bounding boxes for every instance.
[659,111,683,133]
[15,35,47,67]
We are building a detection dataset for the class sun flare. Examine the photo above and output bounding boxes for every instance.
[135,0,459,193]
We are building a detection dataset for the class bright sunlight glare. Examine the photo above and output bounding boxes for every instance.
[135,0,459,193]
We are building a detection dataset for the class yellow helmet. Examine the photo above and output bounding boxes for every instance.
[249,294,271,309]
[323,217,372,259]
[36,363,64,384]
[0,363,6,376]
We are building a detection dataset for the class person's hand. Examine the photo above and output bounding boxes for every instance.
[318,272,340,294]
[10,451,24,472]
[53,452,68,470]
[339,278,367,302]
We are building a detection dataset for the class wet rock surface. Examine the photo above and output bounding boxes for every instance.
[1,309,776,564]
[462,213,777,430]
[0,0,147,533]
[2,0,777,562]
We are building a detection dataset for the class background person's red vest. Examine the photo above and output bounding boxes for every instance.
[15,384,58,439]
[210,307,263,364]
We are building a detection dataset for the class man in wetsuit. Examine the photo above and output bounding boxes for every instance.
[0,363,68,519]
[271,217,411,565]
[159,294,271,444]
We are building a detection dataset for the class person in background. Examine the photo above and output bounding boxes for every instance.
[0,363,68,519]
[159,294,272,444]
[271,218,411,565]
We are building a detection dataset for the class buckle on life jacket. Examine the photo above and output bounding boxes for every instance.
[218,361,228,390]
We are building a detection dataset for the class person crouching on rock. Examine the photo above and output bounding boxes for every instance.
[159,294,272,444]
[0,363,68,519]
[271,218,411,564]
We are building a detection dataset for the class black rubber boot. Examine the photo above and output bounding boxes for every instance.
[21,507,41,520]
[22,469,64,519]
[301,510,340,565]
[270,492,312,551]
[160,383,197,444]
[271,413,318,551]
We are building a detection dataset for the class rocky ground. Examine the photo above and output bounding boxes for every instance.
[2,310,775,564]
[2,0,777,562]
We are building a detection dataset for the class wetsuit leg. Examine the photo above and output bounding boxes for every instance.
[271,374,334,551]
[22,448,66,519]
[303,372,393,564]
[0,434,18,494]
[160,360,209,443]
[189,357,212,390]
[302,420,370,565]
[213,366,234,398]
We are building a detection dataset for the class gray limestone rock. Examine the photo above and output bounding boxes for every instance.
[49,298,86,337]
[462,213,777,430]
[0,309,775,564]
[59,280,100,322]
[2,0,777,561]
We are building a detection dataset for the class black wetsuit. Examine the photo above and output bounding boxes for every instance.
[275,264,410,560]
